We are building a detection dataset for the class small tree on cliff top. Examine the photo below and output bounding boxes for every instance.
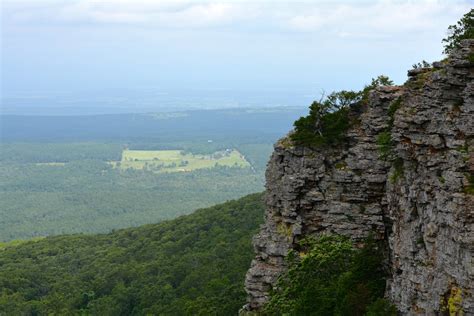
[291,76,393,147]
[442,9,474,55]
[291,90,361,146]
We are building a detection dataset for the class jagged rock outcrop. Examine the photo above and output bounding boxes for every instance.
[386,40,474,314]
[244,40,474,314]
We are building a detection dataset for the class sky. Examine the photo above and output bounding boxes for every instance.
[1,0,473,112]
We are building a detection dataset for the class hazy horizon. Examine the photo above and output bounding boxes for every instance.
[2,0,472,114]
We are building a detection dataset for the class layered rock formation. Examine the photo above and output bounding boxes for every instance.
[244,40,474,314]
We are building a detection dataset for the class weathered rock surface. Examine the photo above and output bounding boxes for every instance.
[243,40,474,314]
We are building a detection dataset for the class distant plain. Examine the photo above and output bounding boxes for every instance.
[0,107,306,241]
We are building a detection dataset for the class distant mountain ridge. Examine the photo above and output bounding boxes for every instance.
[1,107,307,142]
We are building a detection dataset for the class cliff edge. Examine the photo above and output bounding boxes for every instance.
[244,40,474,314]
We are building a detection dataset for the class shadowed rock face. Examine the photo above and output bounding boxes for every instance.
[243,40,474,314]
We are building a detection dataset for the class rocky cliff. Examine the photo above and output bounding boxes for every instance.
[244,40,474,314]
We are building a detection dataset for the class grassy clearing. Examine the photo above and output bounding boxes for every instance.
[111,149,250,173]
[0,237,44,250]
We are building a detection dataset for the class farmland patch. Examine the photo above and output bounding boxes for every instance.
[110,149,251,173]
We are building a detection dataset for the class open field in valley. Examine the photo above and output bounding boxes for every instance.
[111,149,250,173]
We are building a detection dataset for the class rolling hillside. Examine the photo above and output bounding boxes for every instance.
[0,193,264,315]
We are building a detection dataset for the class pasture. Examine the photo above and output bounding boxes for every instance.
[112,149,250,173]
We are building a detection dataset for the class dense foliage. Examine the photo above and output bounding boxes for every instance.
[442,9,474,55]
[291,76,393,147]
[0,193,264,315]
[290,91,360,146]
[264,235,396,316]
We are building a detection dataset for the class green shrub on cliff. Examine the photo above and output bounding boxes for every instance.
[361,75,394,104]
[442,9,474,55]
[264,235,394,316]
[291,91,361,146]
[291,76,393,147]
[376,131,393,160]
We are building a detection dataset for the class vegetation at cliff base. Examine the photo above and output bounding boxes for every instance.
[0,193,264,315]
[264,235,396,316]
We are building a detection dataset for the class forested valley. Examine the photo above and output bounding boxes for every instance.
[0,108,304,241]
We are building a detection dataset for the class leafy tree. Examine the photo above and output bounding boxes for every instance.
[442,9,474,55]
[291,90,361,147]
[326,90,363,109]
[264,235,393,316]
[291,76,393,148]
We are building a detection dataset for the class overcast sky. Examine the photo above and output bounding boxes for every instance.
[1,0,473,100]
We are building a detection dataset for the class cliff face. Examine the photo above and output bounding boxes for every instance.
[244,40,474,314]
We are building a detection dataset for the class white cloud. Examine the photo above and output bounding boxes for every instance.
[2,0,473,95]
[4,0,259,27]
[153,3,255,28]
[3,0,471,35]
[284,1,471,38]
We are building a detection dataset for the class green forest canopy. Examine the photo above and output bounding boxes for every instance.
[0,193,265,315]
[0,142,272,241]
